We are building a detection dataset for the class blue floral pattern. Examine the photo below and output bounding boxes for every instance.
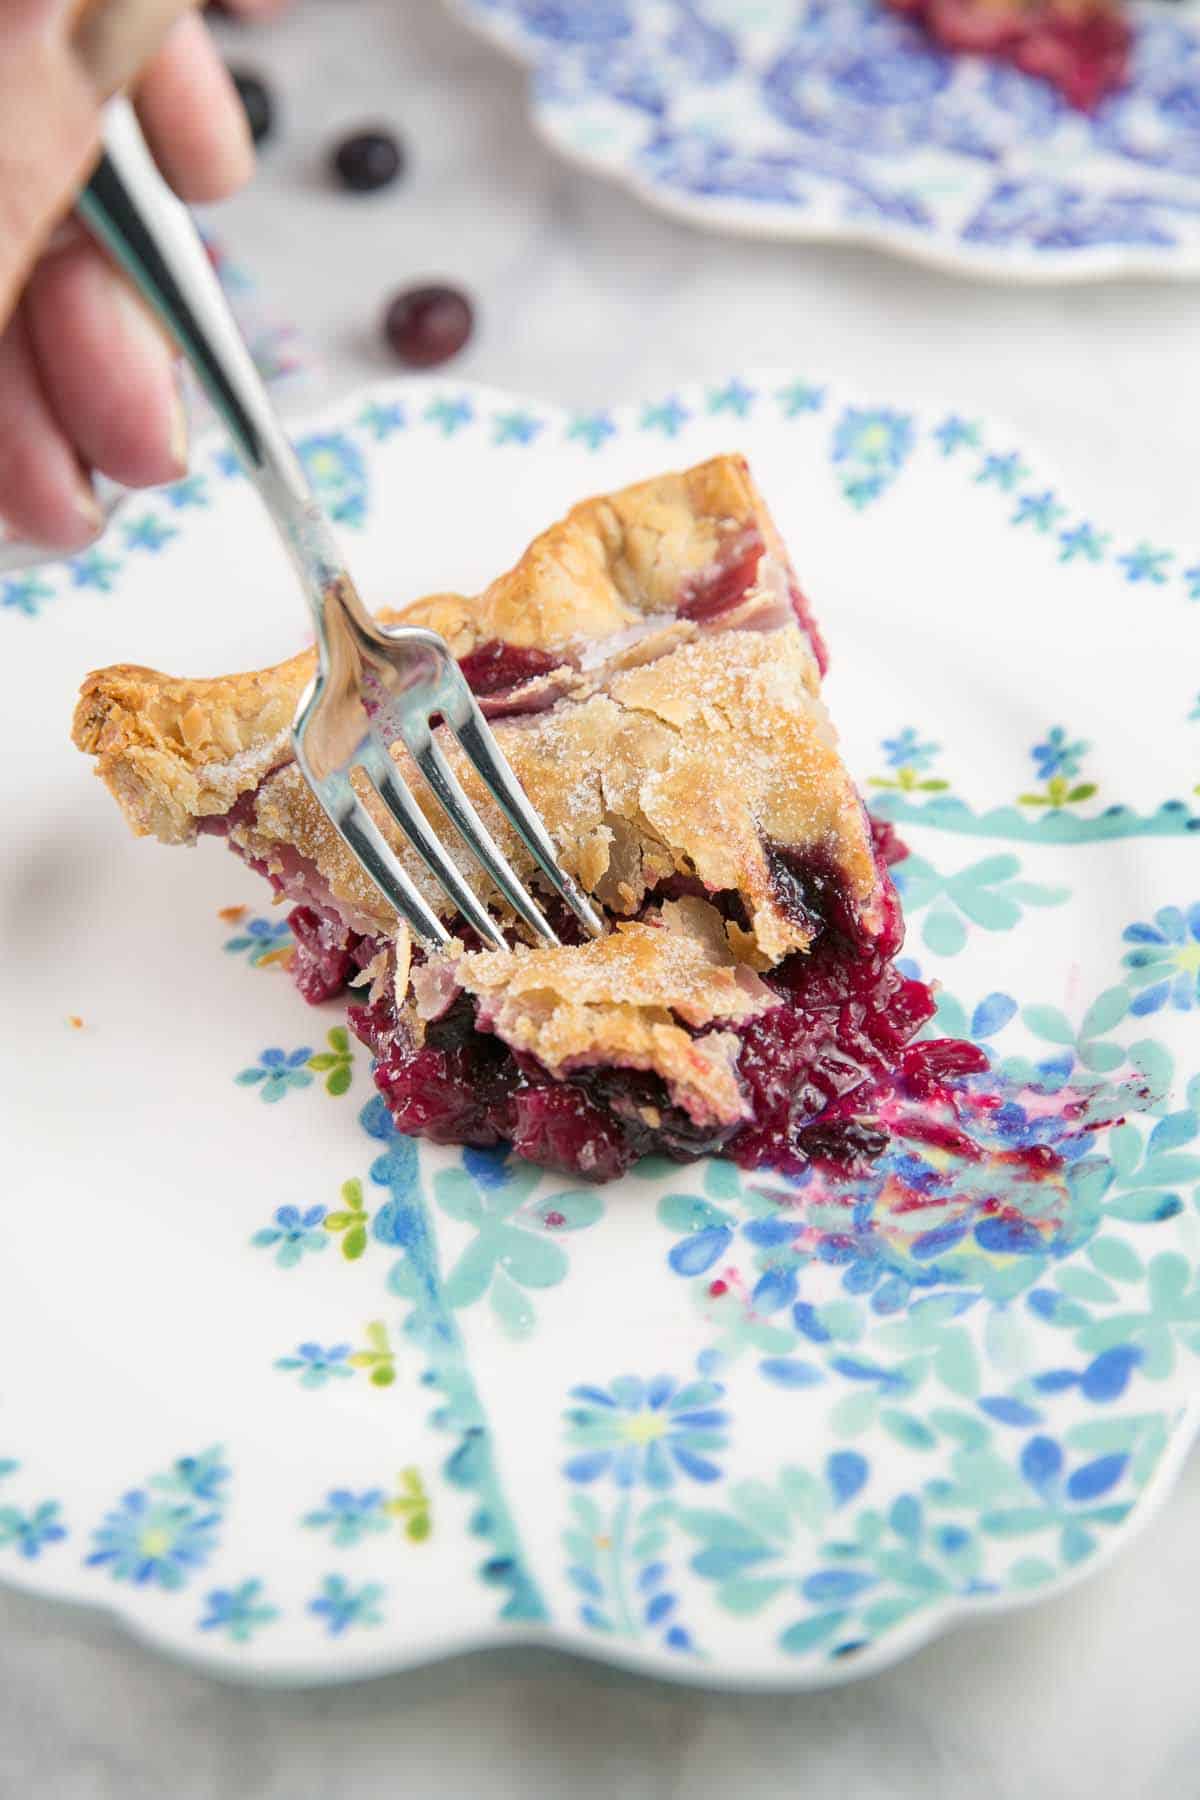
[564,1370,729,1489]
[567,411,617,450]
[0,1464,66,1560]
[308,1574,385,1636]
[0,1500,66,1559]
[560,1355,723,1652]
[1,574,54,617]
[275,1343,354,1388]
[300,1472,432,1546]
[882,727,936,772]
[252,1204,329,1268]
[1031,728,1087,782]
[432,1148,605,1338]
[871,727,949,796]
[368,1098,546,1622]
[234,1047,314,1103]
[669,1424,1157,1659]
[831,407,914,508]
[199,1579,279,1643]
[298,433,367,527]
[891,850,1069,956]
[86,1449,228,1590]
[1020,729,1098,810]
[86,1496,219,1588]
[1118,542,1173,585]
[223,915,294,966]
[7,372,1200,625]
[1012,489,1064,533]
[1122,905,1200,1013]
[302,1489,390,1548]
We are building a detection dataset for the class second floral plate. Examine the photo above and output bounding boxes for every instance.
[1,371,1198,1689]
[450,0,1200,283]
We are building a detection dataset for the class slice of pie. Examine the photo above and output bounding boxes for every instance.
[885,0,1131,112]
[73,454,954,1181]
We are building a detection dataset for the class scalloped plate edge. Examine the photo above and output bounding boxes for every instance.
[1,1398,1196,1690]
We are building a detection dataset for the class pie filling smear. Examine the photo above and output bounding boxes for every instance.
[73,454,984,1181]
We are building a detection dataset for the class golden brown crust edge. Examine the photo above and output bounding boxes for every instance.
[70,454,768,843]
[72,656,311,843]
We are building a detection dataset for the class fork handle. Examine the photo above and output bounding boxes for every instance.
[78,98,363,647]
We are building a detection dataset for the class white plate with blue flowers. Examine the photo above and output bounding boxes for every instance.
[449,0,1200,283]
[1,369,1198,1689]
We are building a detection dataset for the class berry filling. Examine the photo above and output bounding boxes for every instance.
[288,905,371,1006]
[678,527,769,624]
[885,0,1131,111]
[724,915,941,1177]
[454,640,576,718]
[262,824,961,1185]
[676,525,830,674]
[457,640,562,697]
[787,577,829,680]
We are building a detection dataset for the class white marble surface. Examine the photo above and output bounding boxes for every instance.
[6,1,1199,1792]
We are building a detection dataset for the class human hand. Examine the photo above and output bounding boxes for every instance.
[0,0,282,551]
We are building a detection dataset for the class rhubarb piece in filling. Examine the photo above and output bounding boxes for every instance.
[72,452,954,1181]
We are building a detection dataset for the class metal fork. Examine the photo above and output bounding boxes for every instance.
[78,100,604,953]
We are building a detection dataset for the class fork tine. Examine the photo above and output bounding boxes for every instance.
[448,697,606,941]
[405,733,562,946]
[359,738,508,952]
[292,742,451,952]
[327,797,449,952]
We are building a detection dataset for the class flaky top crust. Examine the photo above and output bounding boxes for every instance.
[448,897,779,1128]
[71,455,776,844]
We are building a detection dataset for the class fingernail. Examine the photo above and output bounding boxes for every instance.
[46,485,105,555]
[44,219,87,258]
[70,477,105,546]
[168,374,190,478]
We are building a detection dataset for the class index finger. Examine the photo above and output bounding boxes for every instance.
[70,0,195,92]
[0,0,194,333]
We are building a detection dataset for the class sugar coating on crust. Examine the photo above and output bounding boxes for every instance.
[230,623,877,964]
[70,455,782,840]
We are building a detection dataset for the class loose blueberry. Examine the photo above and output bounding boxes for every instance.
[383,284,473,368]
[231,70,273,145]
[332,129,404,193]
